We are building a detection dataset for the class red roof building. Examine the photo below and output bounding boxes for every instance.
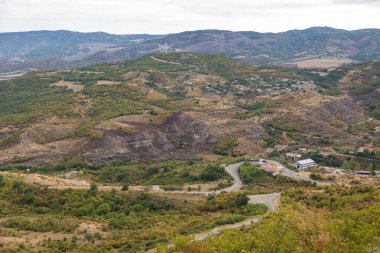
[261,165,276,173]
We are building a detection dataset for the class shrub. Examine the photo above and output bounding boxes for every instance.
[310,173,322,180]
[203,192,249,211]
[213,138,238,156]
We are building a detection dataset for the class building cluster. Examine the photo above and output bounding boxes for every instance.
[202,77,313,97]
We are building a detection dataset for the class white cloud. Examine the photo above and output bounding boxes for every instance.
[0,0,379,34]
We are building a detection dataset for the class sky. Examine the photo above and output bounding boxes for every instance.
[0,0,379,34]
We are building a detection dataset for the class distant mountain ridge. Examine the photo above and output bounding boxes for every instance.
[1,27,380,72]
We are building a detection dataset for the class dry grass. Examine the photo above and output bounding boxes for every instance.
[0,221,107,250]
[95,80,121,86]
[49,80,84,92]
[287,57,353,69]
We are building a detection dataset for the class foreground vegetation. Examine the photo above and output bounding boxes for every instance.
[0,173,265,252]
[174,185,380,253]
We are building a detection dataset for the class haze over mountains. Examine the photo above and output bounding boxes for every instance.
[1,27,380,73]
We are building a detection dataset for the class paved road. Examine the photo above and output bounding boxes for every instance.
[183,162,280,242]
[248,193,281,211]
[192,217,260,241]
[216,162,245,193]
[163,162,245,196]
[269,160,331,186]
[146,161,286,251]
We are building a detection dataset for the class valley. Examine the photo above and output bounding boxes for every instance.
[1,0,380,250]
[0,51,379,252]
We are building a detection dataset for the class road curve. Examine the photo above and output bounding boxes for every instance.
[216,162,245,193]
[269,160,332,186]
[248,193,281,211]
[192,217,260,241]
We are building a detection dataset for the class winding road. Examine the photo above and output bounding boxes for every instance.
[159,159,329,245]
[7,158,329,248]
[173,162,282,243]
[216,162,245,193]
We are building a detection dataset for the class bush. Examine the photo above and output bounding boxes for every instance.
[203,192,249,211]
[4,216,78,232]
[199,165,226,181]
[310,173,322,180]
[213,138,238,156]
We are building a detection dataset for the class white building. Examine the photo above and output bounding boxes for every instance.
[285,152,302,159]
[152,185,160,191]
[299,148,307,154]
[292,159,316,170]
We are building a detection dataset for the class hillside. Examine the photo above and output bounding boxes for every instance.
[1,27,380,74]
[0,30,163,73]
[0,52,378,166]
[82,27,380,66]
[0,52,379,253]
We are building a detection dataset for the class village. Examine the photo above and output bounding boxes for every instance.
[249,146,379,187]
[201,77,315,97]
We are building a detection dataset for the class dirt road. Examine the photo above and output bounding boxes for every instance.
[151,56,184,66]
[151,55,199,70]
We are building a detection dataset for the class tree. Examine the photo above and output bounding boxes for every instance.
[96,203,111,215]
[0,175,5,187]
[342,159,360,171]
[88,183,98,196]
[121,184,129,191]
[310,173,322,180]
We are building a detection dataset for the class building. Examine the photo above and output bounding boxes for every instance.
[356,170,372,175]
[152,185,160,191]
[261,165,276,174]
[250,158,268,165]
[285,152,302,159]
[292,159,316,170]
[299,148,307,154]
[333,169,344,175]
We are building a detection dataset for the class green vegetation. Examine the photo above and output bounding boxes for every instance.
[0,174,249,252]
[262,121,297,148]
[235,100,277,119]
[350,78,380,120]
[0,159,231,186]
[83,160,230,186]
[306,151,343,167]
[239,164,311,193]
[309,69,347,95]
[202,192,249,212]
[176,185,380,253]
[0,74,76,127]
[4,216,78,233]
[213,138,239,156]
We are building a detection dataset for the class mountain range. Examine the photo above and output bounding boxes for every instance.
[1,27,380,73]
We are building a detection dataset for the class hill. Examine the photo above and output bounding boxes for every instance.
[0,52,378,165]
[81,27,380,66]
[0,30,163,73]
[1,27,380,73]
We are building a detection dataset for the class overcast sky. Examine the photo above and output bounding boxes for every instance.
[0,0,379,34]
